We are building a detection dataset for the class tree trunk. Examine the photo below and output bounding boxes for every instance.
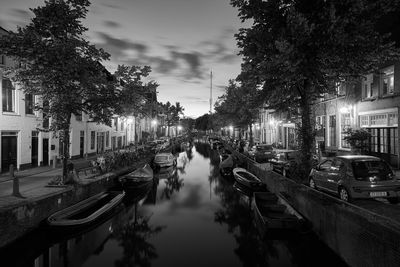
[249,124,254,147]
[298,82,314,183]
[62,113,72,183]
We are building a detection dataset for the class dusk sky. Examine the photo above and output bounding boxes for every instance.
[0,0,246,118]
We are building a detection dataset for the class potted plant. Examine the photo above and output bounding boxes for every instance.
[343,128,371,154]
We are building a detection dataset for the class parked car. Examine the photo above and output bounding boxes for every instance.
[270,150,299,177]
[308,155,400,203]
[248,144,275,162]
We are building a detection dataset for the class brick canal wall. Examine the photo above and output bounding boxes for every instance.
[233,151,400,267]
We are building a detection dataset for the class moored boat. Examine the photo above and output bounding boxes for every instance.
[252,191,305,238]
[153,152,177,168]
[219,154,236,177]
[120,164,153,189]
[47,191,125,228]
[233,167,265,190]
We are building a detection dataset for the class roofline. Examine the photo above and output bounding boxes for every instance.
[0,26,10,33]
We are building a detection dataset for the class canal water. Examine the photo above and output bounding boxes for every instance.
[1,142,348,267]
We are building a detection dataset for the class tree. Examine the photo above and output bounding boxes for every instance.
[231,0,400,179]
[214,79,261,146]
[114,65,159,117]
[0,0,119,182]
[159,101,184,137]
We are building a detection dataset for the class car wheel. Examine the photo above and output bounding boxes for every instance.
[388,197,399,204]
[309,178,317,189]
[339,187,352,202]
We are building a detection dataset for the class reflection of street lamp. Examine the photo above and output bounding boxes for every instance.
[151,119,157,139]
[229,125,233,137]
[177,125,182,135]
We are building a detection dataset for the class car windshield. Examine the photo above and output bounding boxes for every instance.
[256,145,273,151]
[352,160,392,180]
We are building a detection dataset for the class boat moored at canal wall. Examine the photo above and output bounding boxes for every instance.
[230,148,400,267]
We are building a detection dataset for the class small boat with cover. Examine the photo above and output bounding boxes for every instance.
[47,191,125,228]
[120,164,153,188]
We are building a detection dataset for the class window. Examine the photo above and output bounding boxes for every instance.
[362,74,374,99]
[370,114,387,126]
[381,66,394,95]
[341,113,351,148]
[388,113,398,126]
[368,128,398,155]
[75,112,82,121]
[0,55,4,65]
[335,81,345,96]
[90,131,95,150]
[121,120,124,131]
[106,131,109,147]
[43,100,49,129]
[2,78,15,112]
[25,93,34,115]
[360,115,369,127]
[114,118,118,131]
[329,115,336,147]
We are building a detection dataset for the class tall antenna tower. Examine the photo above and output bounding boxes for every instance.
[209,70,213,114]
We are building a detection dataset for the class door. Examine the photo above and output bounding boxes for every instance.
[31,131,38,166]
[325,159,345,192]
[42,138,49,166]
[314,159,334,190]
[1,133,17,173]
[80,131,84,158]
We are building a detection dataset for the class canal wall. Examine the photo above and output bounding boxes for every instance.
[237,155,400,267]
[0,162,141,248]
[0,141,185,248]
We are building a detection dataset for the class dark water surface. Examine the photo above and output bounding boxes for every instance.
[1,142,347,267]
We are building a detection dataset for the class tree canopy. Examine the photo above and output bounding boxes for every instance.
[231,0,400,179]
[0,0,120,180]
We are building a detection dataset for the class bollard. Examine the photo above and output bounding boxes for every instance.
[11,164,23,198]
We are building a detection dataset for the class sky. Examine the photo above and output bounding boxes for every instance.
[0,0,246,118]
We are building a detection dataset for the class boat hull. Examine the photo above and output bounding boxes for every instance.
[252,191,304,238]
[47,191,125,229]
[233,167,265,190]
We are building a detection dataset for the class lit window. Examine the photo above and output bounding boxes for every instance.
[382,66,394,95]
[389,113,398,126]
[370,114,387,126]
[341,113,351,148]
[360,115,369,127]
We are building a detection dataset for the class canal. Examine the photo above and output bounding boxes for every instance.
[1,142,348,267]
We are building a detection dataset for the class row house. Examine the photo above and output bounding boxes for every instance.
[0,27,138,173]
[257,61,400,168]
[313,62,400,167]
[259,107,297,149]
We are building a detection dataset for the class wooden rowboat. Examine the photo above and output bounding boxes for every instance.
[252,191,304,237]
[233,167,265,190]
[47,191,125,227]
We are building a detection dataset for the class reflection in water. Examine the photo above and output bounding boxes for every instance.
[1,140,347,267]
[112,203,165,267]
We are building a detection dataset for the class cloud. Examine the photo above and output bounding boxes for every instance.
[171,51,203,79]
[216,85,226,92]
[100,3,122,9]
[95,32,149,60]
[96,32,206,81]
[103,20,121,28]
